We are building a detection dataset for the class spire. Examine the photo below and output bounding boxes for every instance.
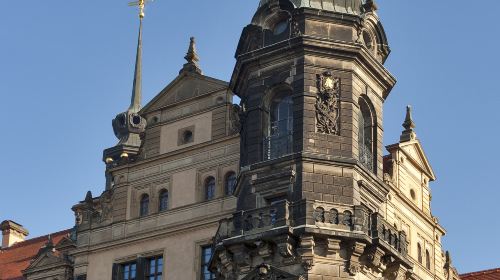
[400,105,417,142]
[180,37,202,74]
[104,1,149,164]
[129,17,143,112]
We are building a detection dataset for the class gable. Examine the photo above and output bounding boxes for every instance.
[24,252,69,273]
[141,72,228,114]
[388,140,436,181]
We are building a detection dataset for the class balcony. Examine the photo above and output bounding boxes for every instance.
[213,200,408,257]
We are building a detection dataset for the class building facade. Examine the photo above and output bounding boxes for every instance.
[0,1,464,280]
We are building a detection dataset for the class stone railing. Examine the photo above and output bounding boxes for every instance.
[310,201,371,233]
[214,200,408,257]
[214,200,290,244]
[370,213,408,256]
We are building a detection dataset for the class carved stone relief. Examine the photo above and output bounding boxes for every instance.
[316,72,341,135]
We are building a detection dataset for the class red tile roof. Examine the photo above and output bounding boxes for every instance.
[0,229,71,280]
[461,268,500,280]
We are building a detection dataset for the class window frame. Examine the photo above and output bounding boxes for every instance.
[425,249,431,270]
[264,88,294,160]
[358,96,377,173]
[145,255,164,280]
[417,243,423,264]
[140,194,150,217]
[224,172,237,196]
[158,189,169,212]
[121,261,138,280]
[204,177,216,201]
[200,245,215,280]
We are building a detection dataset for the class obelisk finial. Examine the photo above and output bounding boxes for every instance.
[400,105,417,142]
[180,37,202,74]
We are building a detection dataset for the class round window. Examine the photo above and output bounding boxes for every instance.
[132,115,142,125]
[410,189,416,200]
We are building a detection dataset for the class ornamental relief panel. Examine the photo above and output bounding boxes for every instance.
[316,71,341,135]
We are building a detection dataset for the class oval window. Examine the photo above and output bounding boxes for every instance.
[273,20,288,35]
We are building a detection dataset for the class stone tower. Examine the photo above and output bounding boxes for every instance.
[211,0,416,279]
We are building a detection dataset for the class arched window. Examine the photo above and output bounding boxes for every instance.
[205,177,216,201]
[159,189,169,212]
[140,194,149,217]
[225,172,237,196]
[426,250,431,269]
[358,97,376,172]
[417,243,423,264]
[265,90,293,159]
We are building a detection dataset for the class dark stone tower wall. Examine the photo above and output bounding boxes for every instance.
[211,2,414,280]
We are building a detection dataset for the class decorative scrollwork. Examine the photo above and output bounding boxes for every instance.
[316,71,341,135]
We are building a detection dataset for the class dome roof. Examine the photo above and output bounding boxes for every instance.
[259,0,363,15]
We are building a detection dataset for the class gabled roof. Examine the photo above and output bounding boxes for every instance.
[0,229,71,280]
[140,71,229,115]
[386,139,436,181]
[461,268,500,280]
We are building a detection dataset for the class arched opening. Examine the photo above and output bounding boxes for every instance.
[205,177,216,201]
[358,96,376,173]
[225,172,237,196]
[417,243,423,264]
[159,189,169,212]
[265,89,293,160]
[140,194,149,217]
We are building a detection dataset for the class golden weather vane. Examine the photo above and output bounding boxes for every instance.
[128,0,153,19]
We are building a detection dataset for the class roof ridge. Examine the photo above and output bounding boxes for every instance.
[0,229,71,251]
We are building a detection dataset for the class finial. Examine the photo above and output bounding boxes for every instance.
[400,105,417,142]
[403,105,416,130]
[128,0,153,19]
[181,37,202,74]
[84,191,93,203]
[363,0,378,13]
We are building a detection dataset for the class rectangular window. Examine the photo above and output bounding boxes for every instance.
[122,262,137,280]
[146,256,164,280]
[201,246,215,280]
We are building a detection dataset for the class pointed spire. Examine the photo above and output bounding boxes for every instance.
[129,18,143,112]
[400,105,417,142]
[180,37,202,74]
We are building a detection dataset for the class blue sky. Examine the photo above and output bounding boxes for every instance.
[1,0,498,274]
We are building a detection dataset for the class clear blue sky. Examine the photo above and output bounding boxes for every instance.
[0,0,498,273]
